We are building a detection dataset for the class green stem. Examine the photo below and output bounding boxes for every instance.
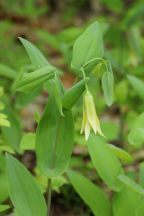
[80,57,110,92]
[46,179,52,216]
[81,68,88,91]
[81,57,109,72]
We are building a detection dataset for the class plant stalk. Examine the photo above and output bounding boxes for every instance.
[47,178,52,216]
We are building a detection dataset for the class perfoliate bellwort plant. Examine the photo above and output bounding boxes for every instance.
[3,9,144,216]
[4,21,115,216]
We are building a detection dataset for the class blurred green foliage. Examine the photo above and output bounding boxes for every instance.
[0,0,144,215]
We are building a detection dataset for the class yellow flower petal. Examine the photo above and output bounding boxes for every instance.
[95,115,104,136]
[84,90,97,133]
[97,127,105,136]
[85,115,91,140]
[80,103,86,134]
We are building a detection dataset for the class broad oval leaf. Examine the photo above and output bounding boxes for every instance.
[102,72,114,106]
[19,37,49,69]
[118,174,144,196]
[67,170,111,216]
[71,22,104,76]
[36,95,74,178]
[6,154,47,216]
[88,135,123,191]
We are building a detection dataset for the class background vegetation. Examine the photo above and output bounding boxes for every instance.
[0,0,144,215]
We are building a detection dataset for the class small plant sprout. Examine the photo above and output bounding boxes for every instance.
[80,88,104,140]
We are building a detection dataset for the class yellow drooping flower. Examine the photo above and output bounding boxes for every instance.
[80,89,104,140]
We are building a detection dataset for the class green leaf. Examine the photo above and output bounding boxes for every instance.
[6,154,47,216]
[57,27,82,43]
[37,30,61,51]
[113,186,141,216]
[136,198,144,216]
[102,72,114,106]
[0,64,17,80]
[67,170,111,216]
[34,111,41,124]
[62,78,89,109]
[115,80,128,102]
[54,73,65,95]
[19,37,49,69]
[127,75,144,99]
[14,66,55,93]
[0,113,10,127]
[53,79,64,116]
[128,112,144,147]
[128,128,144,147]
[101,121,120,141]
[1,104,22,152]
[20,133,35,150]
[139,162,144,187]
[71,22,104,76]
[104,50,125,75]
[0,87,4,97]
[51,176,68,193]
[15,86,42,109]
[36,95,74,178]
[88,135,123,191]
[0,173,9,203]
[98,0,123,13]
[0,145,15,154]
[0,153,5,173]
[122,0,144,27]
[0,102,5,111]
[118,174,144,196]
[0,118,10,127]
[107,144,134,164]
[129,27,142,62]
[0,204,10,214]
